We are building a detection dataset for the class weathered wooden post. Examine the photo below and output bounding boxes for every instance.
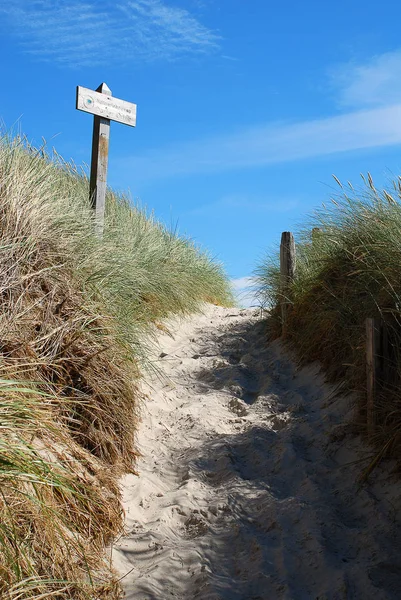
[88,83,111,235]
[76,83,137,236]
[366,317,382,438]
[280,231,296,332]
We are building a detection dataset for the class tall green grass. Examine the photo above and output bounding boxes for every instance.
[0,132,232,597]
[256,175,401,452]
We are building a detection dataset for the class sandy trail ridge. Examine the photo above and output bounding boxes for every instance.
[113,304,401,600]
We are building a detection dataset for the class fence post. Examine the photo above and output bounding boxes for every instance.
[366,317,382,438]
[280,231,296,331]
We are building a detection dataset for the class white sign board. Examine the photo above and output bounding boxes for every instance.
[76,86,137,127]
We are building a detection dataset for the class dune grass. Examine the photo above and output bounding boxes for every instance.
[0,132,233,598]
[255,174,401,454]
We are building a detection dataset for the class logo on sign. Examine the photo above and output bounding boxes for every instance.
[84,95,94,108]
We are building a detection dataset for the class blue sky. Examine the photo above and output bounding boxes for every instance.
[1,0,401,304]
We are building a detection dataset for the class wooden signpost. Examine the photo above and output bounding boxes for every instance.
[76,83,137,235]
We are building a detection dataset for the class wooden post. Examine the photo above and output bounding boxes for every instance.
[366,317,382,438]
[89,83,111,236]
[76,82,137,236]
[280,232,296,330]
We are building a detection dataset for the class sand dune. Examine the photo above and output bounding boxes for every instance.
[113,304,401,599]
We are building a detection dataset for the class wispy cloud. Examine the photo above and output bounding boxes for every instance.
[0,0,220,67]
[121,103,401,181]
[330,49,401,108]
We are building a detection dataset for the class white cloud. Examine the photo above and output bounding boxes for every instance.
[231,277,255,290]
[120,103,401,181]
[231,277,259,308]
[330,49,401,108]
[0,0,220,67]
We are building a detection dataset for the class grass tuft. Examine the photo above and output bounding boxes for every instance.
[0,132,233,597]
[255,174,401,457]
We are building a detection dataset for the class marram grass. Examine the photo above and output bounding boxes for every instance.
[256,174,401,457]
[0,133,233,598]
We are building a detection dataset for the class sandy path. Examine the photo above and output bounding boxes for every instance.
[113,305,401,600]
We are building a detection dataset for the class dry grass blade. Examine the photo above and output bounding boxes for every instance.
[0,132,233,597]
[255,173,401,473]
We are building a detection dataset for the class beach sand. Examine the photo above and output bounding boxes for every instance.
[113,304,401,599]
